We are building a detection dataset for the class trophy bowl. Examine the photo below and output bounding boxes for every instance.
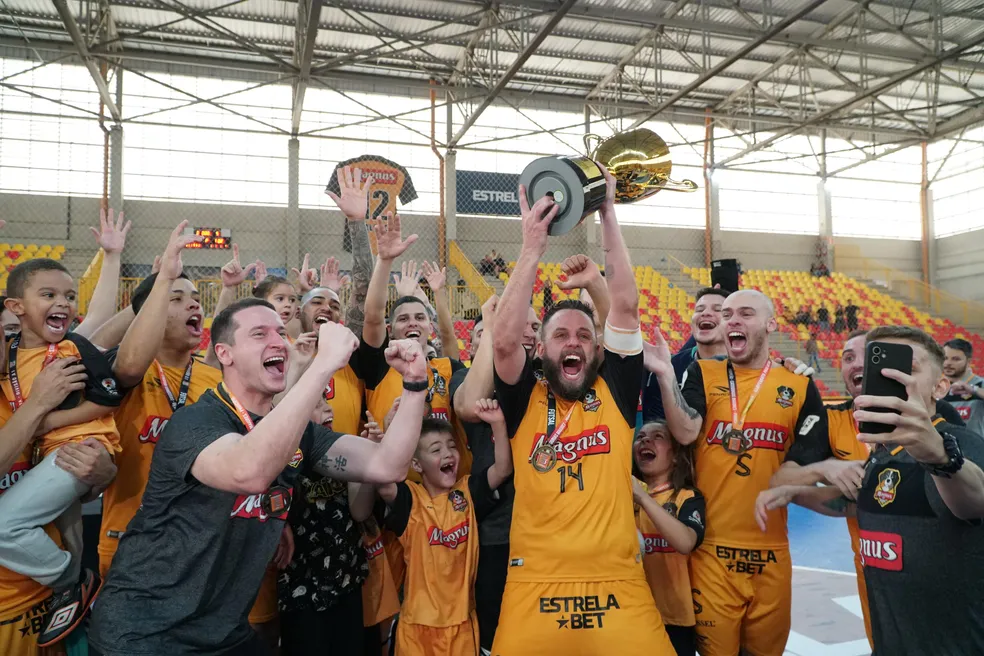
[518,128,697,236]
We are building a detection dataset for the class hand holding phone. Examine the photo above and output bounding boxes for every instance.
[858,341,913,435]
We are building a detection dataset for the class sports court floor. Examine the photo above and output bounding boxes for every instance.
[786,507,871,656]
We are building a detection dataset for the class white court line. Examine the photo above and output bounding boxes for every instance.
[792,565,858,577]
[783,631,871,656]
[832,595,865,620]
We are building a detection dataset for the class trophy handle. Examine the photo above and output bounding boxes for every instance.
[583,133,603,158]
[656,177,699,192]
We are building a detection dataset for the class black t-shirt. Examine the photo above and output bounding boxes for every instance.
[278,473,369,614]
[856,420,984,655]
[88,387,342,656]
[449,367,514,546]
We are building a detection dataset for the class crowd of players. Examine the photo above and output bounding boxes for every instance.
[0,164,981,656]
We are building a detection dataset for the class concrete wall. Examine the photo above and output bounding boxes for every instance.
[937,229,984,302]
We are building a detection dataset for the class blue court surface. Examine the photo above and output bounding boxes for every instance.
[785,507,871,656]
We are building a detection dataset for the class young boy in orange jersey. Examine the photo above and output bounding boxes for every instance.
[0,258,125,647]
[380,403,512,656]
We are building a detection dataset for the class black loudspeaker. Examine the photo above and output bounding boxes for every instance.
[711,259,740,293]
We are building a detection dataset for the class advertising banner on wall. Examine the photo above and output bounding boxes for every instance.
[456,170,520,217]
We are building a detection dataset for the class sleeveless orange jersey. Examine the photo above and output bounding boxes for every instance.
[826,399,873,644]
[323,363,364,436]
[495,352,645,583]
[636,486,706,627]
[681,359,830,548]
[98,357,222,569]
[361,517,400,627]
[1,336,120,457]
[384,474,498,627]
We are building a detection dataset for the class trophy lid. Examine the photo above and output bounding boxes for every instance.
[519,156,607,236]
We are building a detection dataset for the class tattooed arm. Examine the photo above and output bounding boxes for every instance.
[346,218,373,338]
[662,360,705,445]
[596,166,639,331]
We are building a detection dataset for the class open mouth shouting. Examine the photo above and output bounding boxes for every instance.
[404,329,423,341]
[280,309,294,323]
[263,354,286,377]
[561,351,584,380]
[696,318,718,334]
[522,338,536,353]
[438,459,458,480]
[727,330,748,355]
[45,312,69,336]
[313,312,332,326]
[637,446,657,464]
[185,313,203,337]
[850,371,863,390]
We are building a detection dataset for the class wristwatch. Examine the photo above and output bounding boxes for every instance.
[919,430,965,478]
[403,378,429,392]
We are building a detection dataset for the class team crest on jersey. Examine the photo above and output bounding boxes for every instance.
[874,468,901,507]
[324,378,335,401]
[534,368,545,382]
[582,389,601,413]
[288,448,304,468]
[689,510,702,527]
[958,406,972,421]
[101,377,120,396]
[448,489,469,513]
[775,386,795,408]
[432,372,447,397]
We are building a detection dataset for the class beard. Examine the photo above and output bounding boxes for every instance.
[542,354,602,401]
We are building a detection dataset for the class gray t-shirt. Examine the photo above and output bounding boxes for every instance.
[450,367,513,546]
[857,420,984,655]
[88,387,341,656]
[943,374,984,436]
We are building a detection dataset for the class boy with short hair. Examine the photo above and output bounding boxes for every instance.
[0,258,123,647]
[380,402,512,655]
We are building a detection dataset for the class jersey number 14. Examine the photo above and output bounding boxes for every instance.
[558,463,585,493]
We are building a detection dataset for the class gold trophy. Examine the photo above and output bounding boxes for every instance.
[519,128,698,235]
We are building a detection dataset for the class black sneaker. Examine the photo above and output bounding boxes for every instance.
[37,568,103,647]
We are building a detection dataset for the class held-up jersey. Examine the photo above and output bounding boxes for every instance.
[943,373,984,436]
[1,334,122,456]
[681,359,831,548]
[99,356,222,563]
[323,362,365,436]
[856,419,984,655]
[495,350,646,583]
[361,515,400,627]
[636,486,706,627]
[384,472,498,627]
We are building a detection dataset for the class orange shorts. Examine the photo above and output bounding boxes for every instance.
[248,566,279,625]
[395,612,478,656]
[491,578,675,656]
[852,554,873,648]
[689,543,792,656]
[0,599,65,656]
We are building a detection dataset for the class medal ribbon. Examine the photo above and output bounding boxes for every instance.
[726,360,772,434]
[529,390,578,464]
[648,481,673,495]
[8,336,59,409]
[156,358,194,412]
[218,383,256,431]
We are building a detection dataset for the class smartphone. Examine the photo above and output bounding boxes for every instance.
[859,341,913,434]
[711,259,740,293]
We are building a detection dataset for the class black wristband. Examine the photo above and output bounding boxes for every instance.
[403,378,429,392]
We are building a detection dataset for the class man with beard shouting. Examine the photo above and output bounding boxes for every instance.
[489,170,675,655]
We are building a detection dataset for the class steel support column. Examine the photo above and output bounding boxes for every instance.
[920,141,936,289]
[52,0,121,121]
[292,0,325,135]
[287,138,301,269]
[109,69,124,211]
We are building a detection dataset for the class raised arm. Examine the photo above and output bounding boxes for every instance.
[557,254,610,329]
[0,358,87,474]
[650,336,703,445]
[422,261,456,359]
[75,208,131,339]
[205,243,257,368]
[596,166,638,331]
[89,306,135,350]
[347,412,383,522]
[326,166,375,337]
[494,189,558,385]
[113,222,201,387]
[191,321,359,495]
[363,213,417,348]
[453,294,498,422]
[474,399,513,490]
[312,339,429,484]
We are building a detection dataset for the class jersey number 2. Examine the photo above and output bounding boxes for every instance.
[558,463,584,493]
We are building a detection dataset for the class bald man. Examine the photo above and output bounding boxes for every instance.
[657,289,832,656]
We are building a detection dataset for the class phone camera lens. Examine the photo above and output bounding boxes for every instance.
[872,356,881,364]
[872,346,882,355]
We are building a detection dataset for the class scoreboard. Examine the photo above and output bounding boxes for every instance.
[185,227,231,250]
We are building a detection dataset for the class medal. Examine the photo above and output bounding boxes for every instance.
[531,443,557,473]
[723,360,772,455]
[261,485,292,517]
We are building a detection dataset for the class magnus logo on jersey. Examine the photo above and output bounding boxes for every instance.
[230,487,293,522]
[364,536,384,560]
[858,530,903,571]
[706,421,788,451]
[138,416,169,444]
[428,520,470,549]
[429,408,451,422]
[539,594,620,630]
[642,533,675,554]
[529,427,611,465]
[324,379,335,401]
[0,461,29,494]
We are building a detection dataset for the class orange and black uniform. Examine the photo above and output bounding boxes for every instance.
[491,351,675,656]
[384,471,500,655]
[0,400,63,656]
[825,399,872,647]
[636,486,706,656]
[361,516,400,631]
[681,359,830,656]
[98,354,222,576]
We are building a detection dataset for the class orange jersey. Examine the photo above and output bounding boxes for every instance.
[495,352,646,583]
[98,357,222,564]
[365,351,471,478]
[0,401,63,622]
[636,486,706,627]
[323,364,364,436]
[361,517,400,627]
[385,474,497,627]
[682,359,830,548]
[1,335,120,457]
